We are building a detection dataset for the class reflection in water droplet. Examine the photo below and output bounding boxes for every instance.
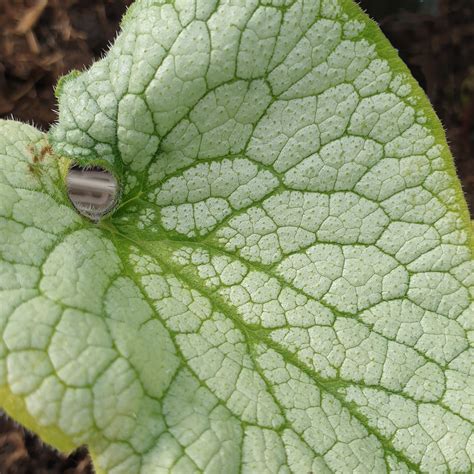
[67,166,118,221]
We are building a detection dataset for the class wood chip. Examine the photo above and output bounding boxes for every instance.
[26,30,40,54]
[16,0,48,35]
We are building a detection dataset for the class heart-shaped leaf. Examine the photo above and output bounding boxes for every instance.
[0,0,473,472]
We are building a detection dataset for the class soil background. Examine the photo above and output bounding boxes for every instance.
[0,0,472,472]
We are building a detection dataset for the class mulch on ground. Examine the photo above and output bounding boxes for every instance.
[0,0,132,128]
[0,0,472,473]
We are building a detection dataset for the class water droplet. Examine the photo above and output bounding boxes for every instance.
[67,166,118,221]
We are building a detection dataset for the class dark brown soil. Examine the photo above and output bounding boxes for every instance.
[0,0,472,473]
[0,0,132,129]
[0,414,93,473]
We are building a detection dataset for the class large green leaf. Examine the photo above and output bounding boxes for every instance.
[0,0,473,472]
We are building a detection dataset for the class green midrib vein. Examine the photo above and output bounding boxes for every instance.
[106,225,422,473]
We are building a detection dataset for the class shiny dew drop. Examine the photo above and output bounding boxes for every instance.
[67,166,118,221]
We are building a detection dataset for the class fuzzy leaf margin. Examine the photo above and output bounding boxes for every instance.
[1,0,473,472]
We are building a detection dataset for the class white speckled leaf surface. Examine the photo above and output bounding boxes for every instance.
[0,0,473,472]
